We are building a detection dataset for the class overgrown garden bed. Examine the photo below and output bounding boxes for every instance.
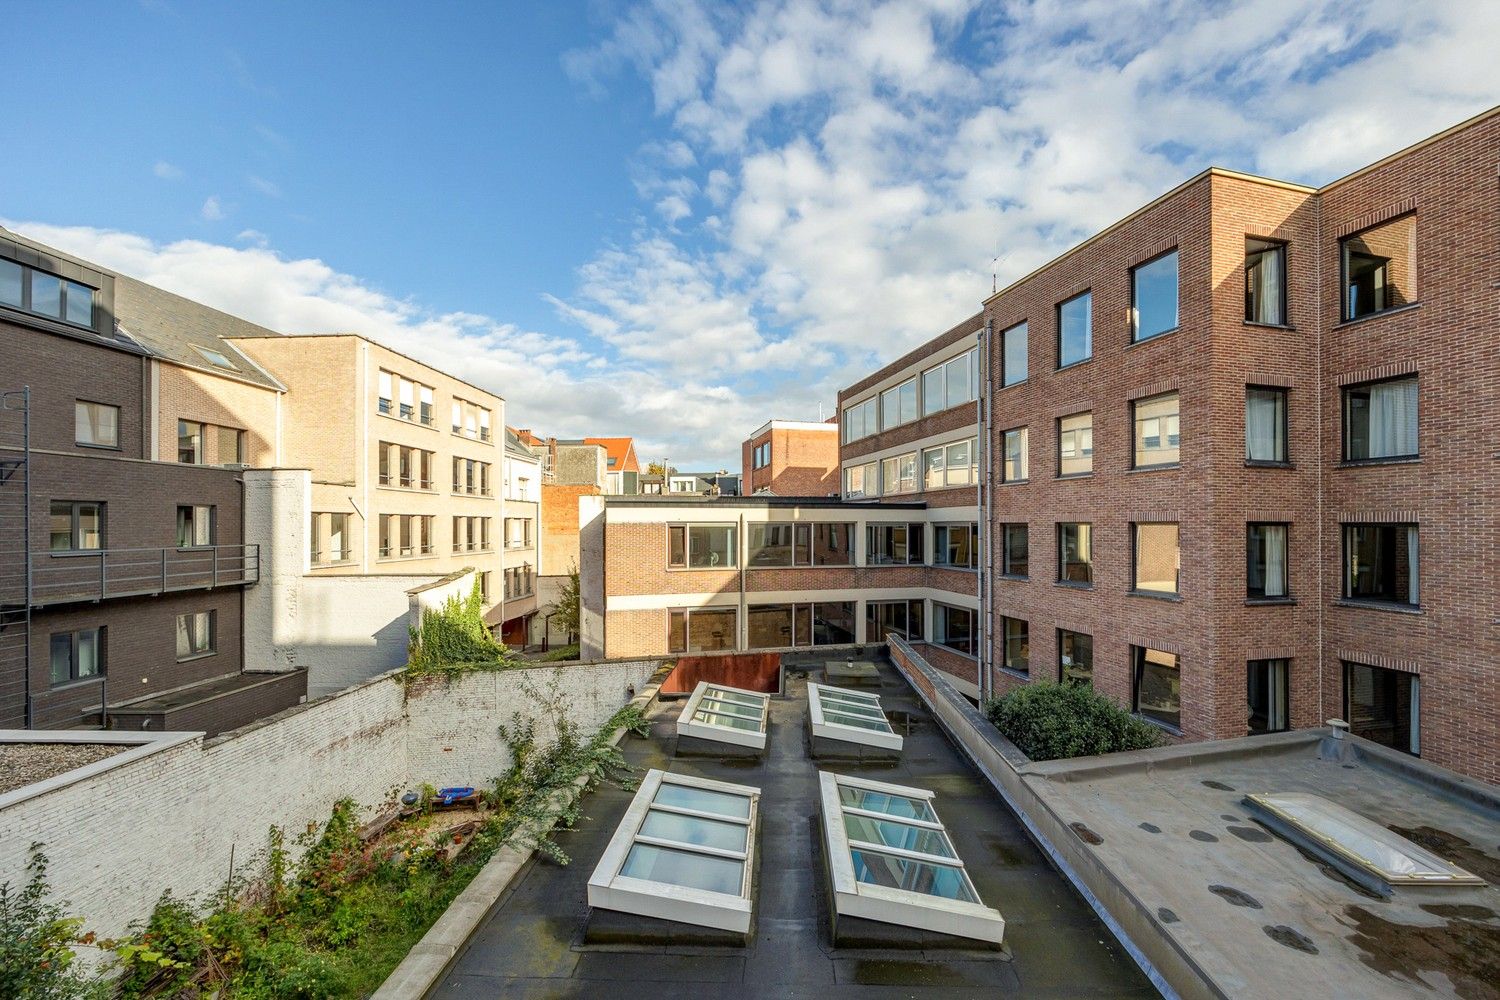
[984,681,1164,762]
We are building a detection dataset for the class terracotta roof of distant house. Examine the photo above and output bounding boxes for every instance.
[584,437,639,474]
[514,428,547,447]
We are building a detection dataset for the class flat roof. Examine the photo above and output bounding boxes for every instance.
[603,496,922,509]
[432,654,1153,997]
[1025,732,1500,999]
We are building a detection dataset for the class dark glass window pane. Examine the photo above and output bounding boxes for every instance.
[1134,647,1180,729]
[1003,524,1028,576]
[64,280,93,326]
[0,259,23,307]
[1002,322,1027,387]
[30,271,62,318]
[50,633,73,685]
[748,604,794,648]
[1058,292,1092,366]
[1246,387,1287,462]
[1059,523,1092,583]
[1059,630,1092,686]
[1003,617,1028,675]
[1342,215,1415,320]
[1247,659,1288,734]
[1344,661,1417,755]
[1132,250,1178,340]
[1344,524,1417,605]
[1245,240,1285,325]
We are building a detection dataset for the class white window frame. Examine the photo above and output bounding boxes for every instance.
[677,680,770,750]
[587,768,760,933]
[808,683,902,751]
[818,771,1004,944]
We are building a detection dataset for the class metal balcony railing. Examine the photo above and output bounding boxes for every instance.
[30,544,260,606]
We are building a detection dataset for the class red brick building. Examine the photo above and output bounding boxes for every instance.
[741,419,840,496]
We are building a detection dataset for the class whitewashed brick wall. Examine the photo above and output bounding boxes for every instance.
[0,658,659,942]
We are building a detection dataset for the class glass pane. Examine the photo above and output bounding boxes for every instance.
[30,271,62,318]
[655,783,752,819]
[945,354,968,405]
[49,503,73,551]
[0,259,21,306]
[620,843,744,895]
[819,688,880,706]
[922,367,944,414]
[50,633,72,685]
[819,698,886,719]
[76,505,102,549]
[1003,322,1027,386]
[64,280,93,326]
[640,810,748,853]
[1133,250,1178,340]
[1059,292,1092,366]
[837,785,935,822]
[1134,524,1179,593]
[697,696,763,719]
[823,709,893,732]
[849,849,975,902]
[75,630,100,678]
[704,687,764,708]
[692,708,763,731]
[844,815,955,858]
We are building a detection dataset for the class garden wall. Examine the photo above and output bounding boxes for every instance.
[0,657,659,942]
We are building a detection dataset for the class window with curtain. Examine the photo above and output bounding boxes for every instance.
[1002,427,1028,482]
[1343,660,1419,756]
[1245,387,1288,463]
[1342,214,1416,320]
[1002,322,1027,387]
[881,452,917,494]
[50,627,103,685]
[1343,376,1418,460]
[1133,392,1180,467]
[1057,291,1092,367]
[1247,659,1289,734]
[1058,412,1093,476]
[50,501,104,551]
[1343,523,1419,606]
[74,401,119,448]
[176,610,215,659]
[1247,523,1288,598]
[1245,239,1286,325]
[844,461,878,498]
[176,505,214,548]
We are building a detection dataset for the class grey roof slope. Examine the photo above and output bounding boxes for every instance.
[112,275,286,391]
[504,426,538,460]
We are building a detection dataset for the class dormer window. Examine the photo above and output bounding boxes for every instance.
[1,256,95,329]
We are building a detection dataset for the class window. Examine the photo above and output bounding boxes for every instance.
[1246,387,1288,463]
[311,512,351,565]
[0,256,95,328]
[817,772,1004,946]
[1057,291,1092,367]
[668,607,738,652]
[176,610,215,660]
[933,523,977,569]
[452,397,491,439]
[1245,239,1286,325]
[49,627,103,686]
[194,345,239,371]
[1057,523,1092,584]
[748,523,851,567]
[809,684,903,751]
[1342,214,1415,321]
[1001,616,1028,675]
[1132,249,1178,341]
[216,426,246,465]
[381,371,437,425]
[1057,412,1093,477]
[678,681,770,749]
[668,524,737,569]
[921,438,976,489]
[176,505,214,548]
[451,457,491,495]
[381,514,434,558]
[932,604,975,656]
[843,461,878,498]
[812,602,857,645]
[1001,322,1027,387]
[1247,523,1288,599]
[921,347,979,415]
[479,571,491,603]
[1059,629,1092,686]
[865,600,924,641]
[1132,523,1179,595]
[752,442,771,469]
[866,522,924,565]
[842,397,878,443]
[1343,523,1418,606]
[1133,646,1180,730]
[881,453,917,495]
[419,386,434,427]
[177,420,204,464]
[378,371,394,415]
[1132,392,1180,467]
[1343,376,1418,461]
[881,378,918,430]
[1001,523,1027,577]
[505,517,532,548]
[74,401,119,448]
[748,604,802,648]
[1343,661,1419,755]
[49,501,104,552]
[1001,427,1028,482]
[1247,659,1289,735]
[587,768,759,934]
[504,564,534,599]
[382,444,435,489]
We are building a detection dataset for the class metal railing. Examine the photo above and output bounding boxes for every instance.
[29,544,260,606]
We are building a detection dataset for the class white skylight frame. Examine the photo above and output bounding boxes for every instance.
[676,680,770,750]
[1244,792,1485,892]
[818,771,1004,945]
[588,769,760,933]
[808,682,903,751]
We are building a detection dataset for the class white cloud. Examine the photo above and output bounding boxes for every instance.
[247,175,282,198]
[200,196,225,221]
[153,161,184,180]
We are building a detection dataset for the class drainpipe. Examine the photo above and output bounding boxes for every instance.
[738,509,747,650]
[978,319,993,703]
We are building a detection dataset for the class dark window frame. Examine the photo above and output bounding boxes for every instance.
[1057,411,1093,477]
[1131,391,1181,469]
[49,626,104,687]
[1246,522,1290,600]
[1342,660,1419,756]
[1056,289,1093,368]
[1000,522,1028,578]
[1340,213,1416,322]
[1058,628,1092,686]
[1131,644,1181,732]
[1130,247,1180,343]
[1341,374,1419,462]
[49,500,105,553]
[1057,522,1093,585]
[1001,615,1029,676]
[1244,237,1289,326]
[1131,521,1180,596]
[1245,385,1290,465]
[1341,522,1419,607]
[1247,658,1290,735]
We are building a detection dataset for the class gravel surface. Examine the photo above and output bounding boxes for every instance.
[0,743,126,795]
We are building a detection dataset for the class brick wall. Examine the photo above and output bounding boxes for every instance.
[155,362,279,465]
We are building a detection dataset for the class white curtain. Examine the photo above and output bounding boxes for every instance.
[1407,526,1420,604]
[1246,390,1281,461]
[1264,525,1286,597]
[1369,379,1418,457]
[1255,249,1283,324]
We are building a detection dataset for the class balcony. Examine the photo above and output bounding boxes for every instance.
[30,545,259,607]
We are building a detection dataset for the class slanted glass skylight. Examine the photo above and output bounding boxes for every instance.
[677,681,770,750]
[1244,792,1485,894]
[587,769,760,932]
[808,682,903,751]
[193,345,240,371]
[818,771,1004,944]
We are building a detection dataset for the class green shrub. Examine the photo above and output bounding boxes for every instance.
[984,682,1164,761]
[540,643,580,662]
[0,846,104,1000]
[406,578,518,676]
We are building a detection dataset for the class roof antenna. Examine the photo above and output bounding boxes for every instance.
[992,257,998,295]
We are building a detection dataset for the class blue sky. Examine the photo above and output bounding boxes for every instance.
[5,0,1497,468]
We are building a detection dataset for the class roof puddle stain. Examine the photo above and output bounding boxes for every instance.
[1202,780,1235,791]
[1138,822,1162,834]
[1344,904,1500,998]
[1208,885,1262,909]
[1387,824,1500,884]
[1227,825,1274,843]
[1189,830,1219,843]
[1263,925,1318,954]
[1157,907,1180,924]
[1069,822,1104,846]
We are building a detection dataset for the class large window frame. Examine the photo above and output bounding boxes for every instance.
[1057,290,1092,367]
[667,524,737,570]
[1247,658,1289,735]
[747,523,853,568]
[1342,523,1419,607]
[1000,523,1027,578]
[843,461,878,499]
[0,256,95,329]
[1247,523,1289,600]
[1132,645,1181,732]
[1001,427,1028,483]
[677,681,770,750]
[880,452,918,495]
[921,437,977,490]
[1245,386,1289,464]
[74,401,119,449]
[668,606,739,653]
[49,627,104,687]
[1057,412,1093,477]
[842,397,878,444]
[1341,214,1416,322]
[1001,616,1028,676]
[880,378,918,430]
[932,603,975,656]
[1343,661,1419,756]
[1057,522,1092,585]
[1131,249,1179,342]
[921,347,979,416]
[1058,629,1092,686]
[1000,322,1027,388]
[49,501,104,552]
[175,505,215,549]
[1132,392,1180,468]
[933,523,977,570]
[1132,522,1180,596]
[866,522,924,566]
[865,600,925,642]
[1342,375,1418,462]
[175,610,216,661]
[1245,238,1287,326]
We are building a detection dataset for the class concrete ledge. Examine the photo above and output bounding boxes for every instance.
[0,730,203,811]
[371,680,661,1000]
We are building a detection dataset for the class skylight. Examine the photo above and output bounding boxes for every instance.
[1244,792,1485,894]
[193,344,240,371]
[587,769,760,932]
[808,682,902,751]
[818,771,1004,944]
[677,681,770,750]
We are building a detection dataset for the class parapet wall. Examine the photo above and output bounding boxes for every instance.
[0,657,659,942]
